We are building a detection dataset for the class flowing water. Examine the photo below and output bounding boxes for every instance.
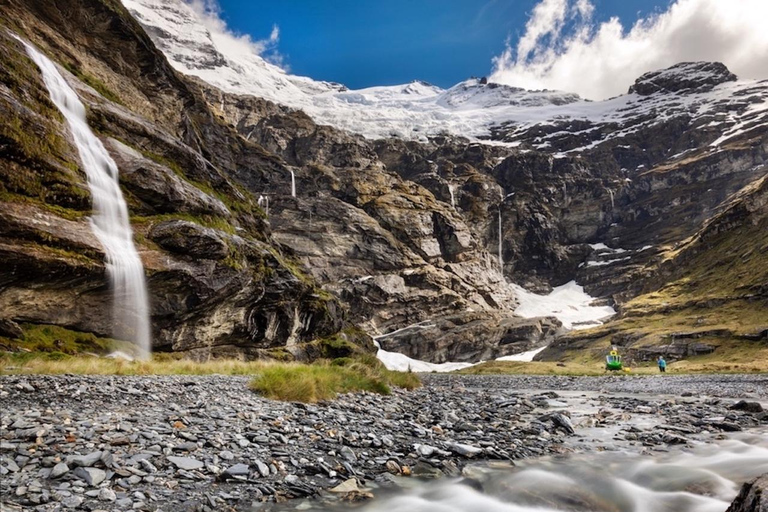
[448,184,456,209]
[290,169,297,197]
[498,207,504,270]
[285,431,768,512]
[20,38,151,357]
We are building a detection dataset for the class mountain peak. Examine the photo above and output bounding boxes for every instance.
[628,61,737,96]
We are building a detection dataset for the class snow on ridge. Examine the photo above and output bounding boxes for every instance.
[121,0,768,145]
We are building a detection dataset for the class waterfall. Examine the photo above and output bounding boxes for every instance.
[498,207,504,271]
[290,169,296,197]
[608,188,615,209]
[257,194,269,217]
[19,38,151,357]
[448,184,456,209]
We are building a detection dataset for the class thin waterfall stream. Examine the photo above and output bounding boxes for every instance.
[19,37,151,357]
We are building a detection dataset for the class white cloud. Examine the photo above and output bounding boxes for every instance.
[490,0,768,100]
[187,0,285,68]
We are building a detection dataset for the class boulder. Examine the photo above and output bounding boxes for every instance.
[727,474,768,512]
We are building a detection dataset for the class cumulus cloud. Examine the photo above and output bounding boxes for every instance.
[490,0,768,100]
[188,0,285,68]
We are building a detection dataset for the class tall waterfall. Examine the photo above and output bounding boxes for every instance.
[290,169,296,197]
[608,188,615,209]
[20,38,151,357]
[448,184,456,209]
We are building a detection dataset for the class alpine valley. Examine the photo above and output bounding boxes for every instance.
[0,0,766,370]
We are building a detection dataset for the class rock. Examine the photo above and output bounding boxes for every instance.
[0,318,23,339]
[221,463,249,479]
[74,466,107,486]
[61,496,84,509]
[98,488,117,502]
[550,413,575,435]
[148,220,229,260]
[445,442,483,458]
[726,473,768,512]
[730,401,764,413]
[329,478,360,493]
[339,446,357,463]
[629,62,737,95]
[67,451,102,467]
[49,462,69,479]
[167,456,204,471]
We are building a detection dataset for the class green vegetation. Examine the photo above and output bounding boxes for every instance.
[250,356,420,402]
[0,351,420,403]
[459,354,768,376]
[130,212,237,235]
[0,323,121,356]
[61,62,122,105]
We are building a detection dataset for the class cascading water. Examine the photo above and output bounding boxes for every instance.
[19,38,151,357]
[608,188,615,209]
[290,169,297,197]
[498,190,504,271]
[258,194,269,217]
[448,184,456,209]
[497,208,504,271]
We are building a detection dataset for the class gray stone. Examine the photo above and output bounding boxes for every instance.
[74,467,106,486]
[49,462,69,479]
[167,456,204,471]
[67,452,102,468]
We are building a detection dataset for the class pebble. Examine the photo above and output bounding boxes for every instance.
[0,373,764,511]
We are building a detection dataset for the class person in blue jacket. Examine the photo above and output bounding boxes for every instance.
[657,356,667,373]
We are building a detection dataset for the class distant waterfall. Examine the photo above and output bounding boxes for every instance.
[608,188,615,209]
[20,38,151,357]
[290,169,296,197]
[448,184,456,209]
[498,207,504,271]
[258,195,269,217]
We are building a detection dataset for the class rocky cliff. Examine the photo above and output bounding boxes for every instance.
[0,0,766,364]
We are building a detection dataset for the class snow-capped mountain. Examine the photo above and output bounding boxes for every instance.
[122,0,768,147]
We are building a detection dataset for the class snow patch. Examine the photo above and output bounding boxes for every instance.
[512,281,616,330]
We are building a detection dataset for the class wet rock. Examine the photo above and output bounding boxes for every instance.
[726,473,768,512]
[731,401,764,413]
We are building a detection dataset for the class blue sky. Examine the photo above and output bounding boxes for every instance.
[214,0,666,89]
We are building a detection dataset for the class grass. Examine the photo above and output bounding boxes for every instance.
[250,356,420,402]
[0,350,420,403]
[459,356,768,376]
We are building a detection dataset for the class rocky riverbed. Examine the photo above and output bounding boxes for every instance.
[0,374,766,511]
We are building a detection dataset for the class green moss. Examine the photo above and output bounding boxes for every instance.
[3,323,121,355]
[131,212,237,235]
[61,62,123,105]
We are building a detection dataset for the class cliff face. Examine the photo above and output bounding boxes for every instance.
[0,0,766,363]
[0,0,351,359]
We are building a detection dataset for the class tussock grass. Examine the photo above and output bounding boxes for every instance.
[0,352,420,403]
[249,356,420,402]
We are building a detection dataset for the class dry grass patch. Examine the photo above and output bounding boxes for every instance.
[0,352,420,403]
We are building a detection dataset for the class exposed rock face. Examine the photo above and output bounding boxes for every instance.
[727,474,768,512]
[0,1,347,358]
[629,62,738,95]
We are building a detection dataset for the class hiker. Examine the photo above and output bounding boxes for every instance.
[658,356,667,373]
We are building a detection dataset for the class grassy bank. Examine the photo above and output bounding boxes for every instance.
[458,357,768,376]
[0,353,420,403]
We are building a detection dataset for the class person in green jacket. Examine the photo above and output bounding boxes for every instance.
[658,356,667,373]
